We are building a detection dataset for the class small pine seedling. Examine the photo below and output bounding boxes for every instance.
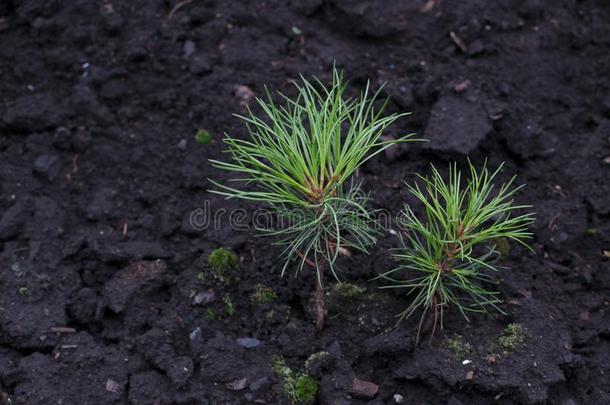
[211,68,417,332]
[378,161,535,342]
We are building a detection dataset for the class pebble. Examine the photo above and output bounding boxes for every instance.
[189,54,212,75]
[105,379,121,393]
[193,290,215,305]
[249,376,269,392]
[183,40,196,58]
[53,126,72,150]
[33,154,60,180]
[234,85,254,106]
[236,337,261,349]
[177,139,187,150]
[226,377,247,391]
[393,393,405,403]
[189,327,201,341]
[0,201,26,240]
[350,378,379,399]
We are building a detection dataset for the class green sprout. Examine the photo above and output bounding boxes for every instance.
[271,356,317,404]
[196,271,206,283]
[223,294,236,316]
[251,284,278,305]
[378,161,535,342]
[205,308,218,321]
[210,68,417,332]
[195,128,212,144]
[18,287,29,296]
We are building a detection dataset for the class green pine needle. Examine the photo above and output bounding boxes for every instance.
[210,68,418,281]
[378,161,535,342]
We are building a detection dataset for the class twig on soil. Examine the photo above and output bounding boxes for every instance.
[168,0,193,19]
[420,0,437,13]
[314,258,326,334]
[50,326,76,333]
[295,251,316,268]
[450,31,468,52]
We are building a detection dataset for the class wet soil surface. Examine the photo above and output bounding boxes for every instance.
[0,0,609,404]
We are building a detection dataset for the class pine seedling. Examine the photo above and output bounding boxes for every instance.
[378,161,535,342]
[210,68,417,332]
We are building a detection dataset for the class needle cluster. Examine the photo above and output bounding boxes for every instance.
[378,162,535,341]
[211,68,415,331]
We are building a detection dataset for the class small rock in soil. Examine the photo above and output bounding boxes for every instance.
[226,377,247,391]
[103,260,167,313]
[189,54,212,75]
[105,379,121,394]
[2,93,65,131]
[193,290,215,305]
[33,154,60,181]
[189,327,202,341]
[249,376,270,392]
[0,201,27,241]
[393,393,405,403]
[350,378,379,399]
[234,85,254,106]
[183,40,196,58]
[52,126,72,150]
[100,5,124,34]
[424,95,491,154]
[236,337,261,349]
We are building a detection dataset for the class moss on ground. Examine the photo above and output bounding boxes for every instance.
[444,334,473,358]
[497,323,528,351]
[208,248,237,284]
[271,356,317,404]
[251,284,277,304]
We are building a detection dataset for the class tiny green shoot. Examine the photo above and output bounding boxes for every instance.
[195,128,212,144]
[223,294,236,316]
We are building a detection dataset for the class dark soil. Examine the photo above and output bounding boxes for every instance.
[0,0,609,404]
